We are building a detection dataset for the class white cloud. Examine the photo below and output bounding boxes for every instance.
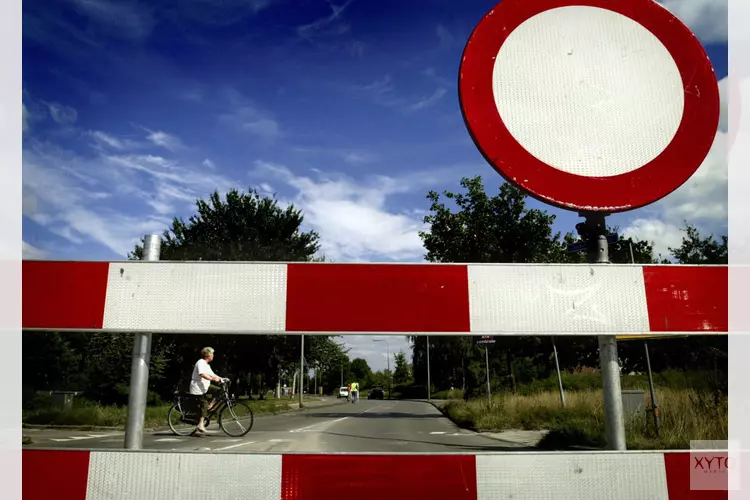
[658,0,727,44]
[23,135,237,256]
[46,102,78,125]
[342,335,412,373]
[623,77,728,259]
[22,241,49,260]
[202,158,216,170]
[145,129,185,151]
[251,161,465,262]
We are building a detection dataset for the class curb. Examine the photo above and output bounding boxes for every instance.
[421,399,549,448]
[22,399,348,433]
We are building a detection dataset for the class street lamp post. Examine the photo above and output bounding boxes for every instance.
[374,339,391,400]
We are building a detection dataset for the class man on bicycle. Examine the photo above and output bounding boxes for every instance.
[189,347,223,435]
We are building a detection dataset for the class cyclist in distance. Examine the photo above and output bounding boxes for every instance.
[189,346,224,436]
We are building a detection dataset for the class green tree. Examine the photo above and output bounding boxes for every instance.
[129,188,320,261]
[392,350,412,384]
[349,358,373,387]
[124,188,329,400]
[420,177,566,263]
[669,223,728,264]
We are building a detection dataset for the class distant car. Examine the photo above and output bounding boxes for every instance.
[338,387,349,398]
[368,387,385,400]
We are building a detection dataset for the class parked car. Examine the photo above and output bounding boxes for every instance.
[338,386,349,398]
[368,387,385,400]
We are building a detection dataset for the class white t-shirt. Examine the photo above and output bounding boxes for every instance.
[189,359,215,395]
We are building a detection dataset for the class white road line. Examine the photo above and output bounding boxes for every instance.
[215,441,255,451]
[50,433,120,442]
[290,416,349,433]
[155,438,185,442]
[210,439,241,443]
[430,431,447,435]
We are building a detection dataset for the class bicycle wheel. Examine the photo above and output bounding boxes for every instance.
[167,402,197,436]
[218,400,254,437]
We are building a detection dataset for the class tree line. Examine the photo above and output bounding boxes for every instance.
[411,176,727,399]
[22,177,727,406]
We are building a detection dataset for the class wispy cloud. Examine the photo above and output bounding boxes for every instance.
[657,0,727,44]
[144,128,186,152]
[23,132,238,256]
[44,101,78,125]
[353,75,447,113]
[436,24,454,48]
[23,241,49,260]
[218,87,282,141]
[293,146,378,166]
[202,158,217,170]
[297,0,354,41]
[68,0,155,41]
[409,88,447,111]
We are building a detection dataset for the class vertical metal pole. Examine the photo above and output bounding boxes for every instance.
[426,336,431,401]
[340,364,343,387]
[387,342,391,400]
[629,241,636,264]
[644,340,660,435]
[124,234,161,450]
[552,337,566,408]
[582,212,626,451]
[299,335,304,408]
[485,346,492,407]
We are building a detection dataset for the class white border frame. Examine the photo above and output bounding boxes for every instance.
[729,0,749,496]
[1,0,22,498]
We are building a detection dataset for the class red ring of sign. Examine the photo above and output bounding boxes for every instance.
[459,0,720,213]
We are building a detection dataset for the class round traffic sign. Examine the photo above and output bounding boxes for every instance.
[459,0,720,213]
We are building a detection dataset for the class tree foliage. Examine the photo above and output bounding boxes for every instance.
[129,189,320,261]
[23,188,349,406]
[412,177,727,398]
[393,350,412,384]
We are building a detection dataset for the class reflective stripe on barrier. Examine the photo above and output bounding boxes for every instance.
[22,261,727,335]
[22,450,729,500]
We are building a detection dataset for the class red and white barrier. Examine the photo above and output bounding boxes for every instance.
[22,261,726,335]
[22,449,728,499]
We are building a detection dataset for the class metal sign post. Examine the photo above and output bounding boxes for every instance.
[299,335,304,408]
[124,234,161,450]
[551,337,566,408]
[458,0,719,451]
[579,213,626,450]
[426,335,431,401]
[475,336,495,407]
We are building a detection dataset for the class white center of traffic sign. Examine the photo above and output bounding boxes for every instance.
[492,6,684,178]
[459,0,720,213]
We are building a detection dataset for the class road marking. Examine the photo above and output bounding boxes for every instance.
[290,416,348,433]
[211,439,241,443]
[50,433,120,442]
[430,431,446,435]
[155,438,185,442]
[215,441,255,451]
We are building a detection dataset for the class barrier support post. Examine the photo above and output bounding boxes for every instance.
[124,234,161,449]
[581,212,626,451]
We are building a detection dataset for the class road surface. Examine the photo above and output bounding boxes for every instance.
[24,399,537,453]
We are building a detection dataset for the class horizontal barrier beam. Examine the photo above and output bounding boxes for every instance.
[22,449,729,499]
[22,261,727,335]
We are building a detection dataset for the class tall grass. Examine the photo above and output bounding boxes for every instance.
[22,396,304,428]
[441,387,727,449]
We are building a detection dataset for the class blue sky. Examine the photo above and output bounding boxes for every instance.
[22,0,728,370]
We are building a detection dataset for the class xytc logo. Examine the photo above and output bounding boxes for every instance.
[694,455,733,473]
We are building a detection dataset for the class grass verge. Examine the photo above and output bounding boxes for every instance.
[22,396,322,429]
[440,388,727,450]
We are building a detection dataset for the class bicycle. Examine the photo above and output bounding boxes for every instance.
[167,379,254,437]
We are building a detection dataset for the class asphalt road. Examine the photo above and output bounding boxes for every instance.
[24,399,536,453]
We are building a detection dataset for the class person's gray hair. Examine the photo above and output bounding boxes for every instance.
[201,347,214,358]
